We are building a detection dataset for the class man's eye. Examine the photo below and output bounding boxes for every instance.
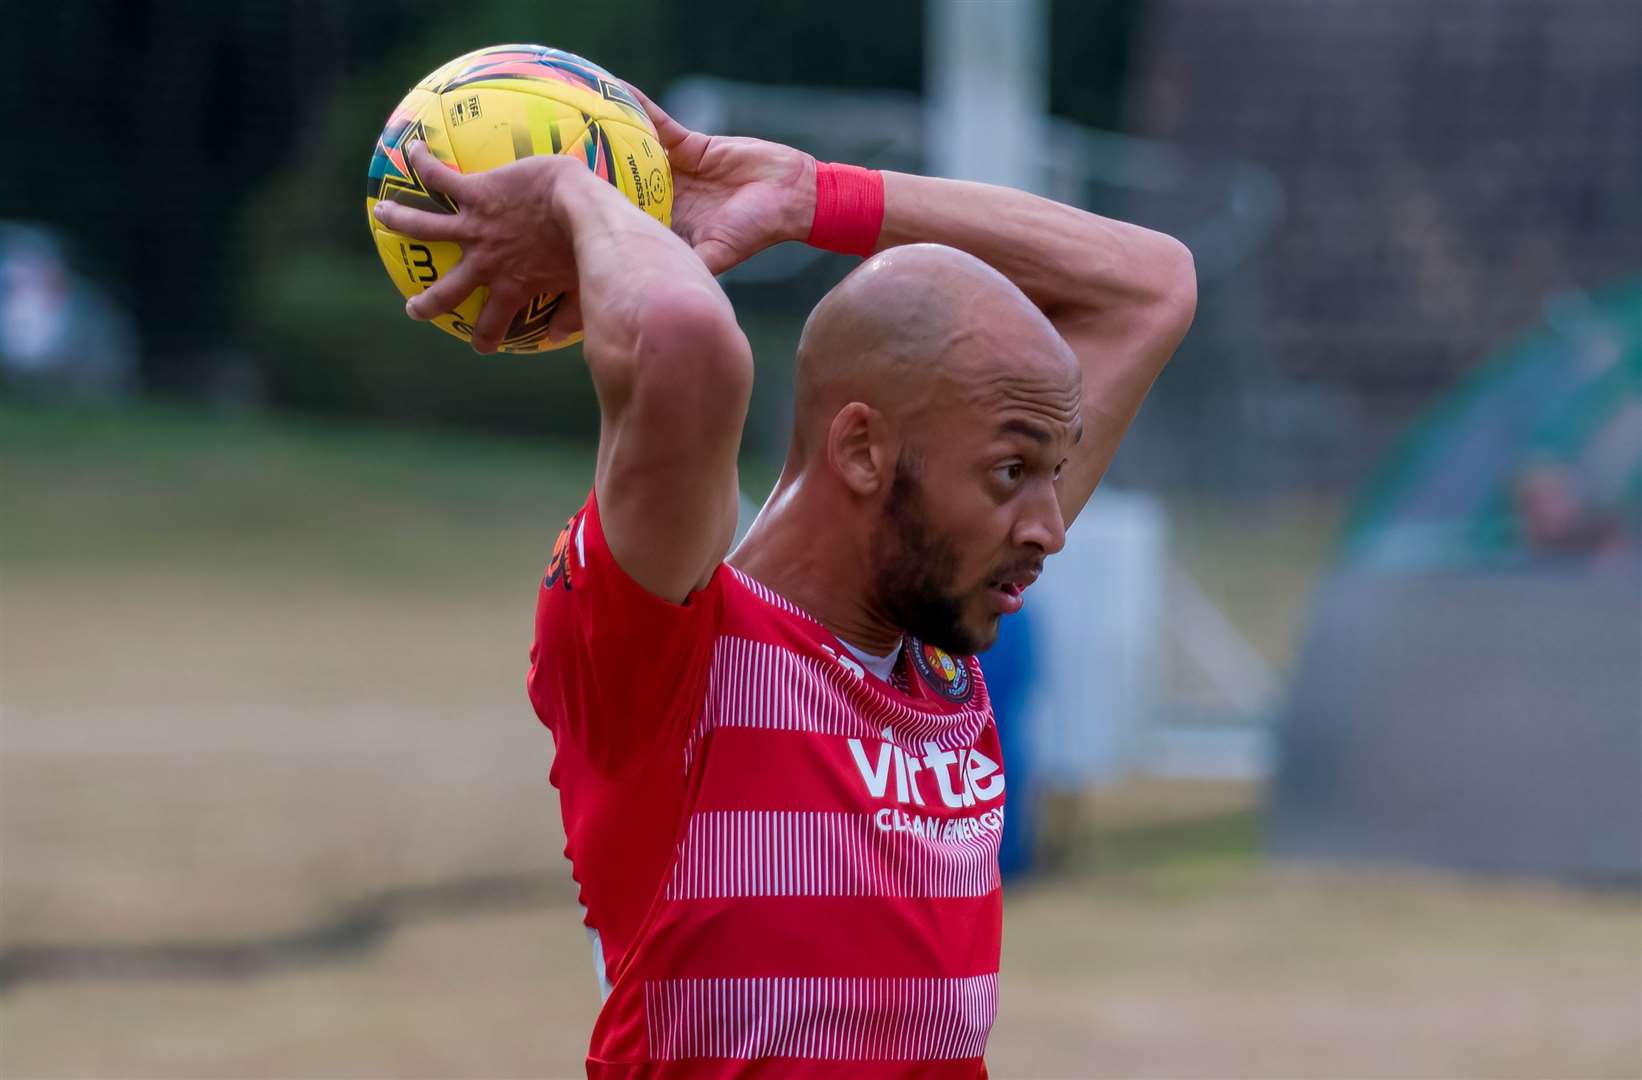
[997,463,1024,483]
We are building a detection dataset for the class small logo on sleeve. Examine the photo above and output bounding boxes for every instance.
[543,510,583,591]
[909,639,973,704]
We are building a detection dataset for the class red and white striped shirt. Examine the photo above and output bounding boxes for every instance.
[529,490,1004,1078]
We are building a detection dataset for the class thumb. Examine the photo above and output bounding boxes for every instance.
[619,79,711,172]
[692,238,741,277]
[547,292,582,344]
[619,80,691,150]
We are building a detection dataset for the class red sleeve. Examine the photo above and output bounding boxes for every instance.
[526,488,723,774]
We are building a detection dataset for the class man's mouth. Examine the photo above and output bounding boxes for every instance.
[991,567,1040,594]
[987,567,1040,613]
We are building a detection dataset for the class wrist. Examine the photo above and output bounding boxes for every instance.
[780,152,821,245]
[804,161,885,257]
[550,155,650,233]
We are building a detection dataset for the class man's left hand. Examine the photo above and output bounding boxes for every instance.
[624,83,815,276]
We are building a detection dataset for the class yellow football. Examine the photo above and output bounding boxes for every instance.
[365,45,672,353]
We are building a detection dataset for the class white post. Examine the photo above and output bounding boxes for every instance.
[1022,491,1168,786]
[925,0,1049,195]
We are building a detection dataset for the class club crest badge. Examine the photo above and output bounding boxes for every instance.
[909,638,973,704]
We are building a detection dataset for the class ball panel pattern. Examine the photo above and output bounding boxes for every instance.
[365,45,667,353]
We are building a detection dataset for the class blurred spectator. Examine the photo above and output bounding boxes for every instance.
[1510,334,1641,557]
[1515,462,1636,556]
[0,222,137,400]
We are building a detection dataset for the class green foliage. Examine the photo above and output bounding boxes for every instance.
[246,250,604,437]
[0,396,598,582]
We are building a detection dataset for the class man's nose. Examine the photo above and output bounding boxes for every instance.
[1016,484,1067,556]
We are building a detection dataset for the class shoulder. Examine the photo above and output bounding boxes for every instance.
[553,488,728,619]
[527,489,727,750]
[535,492,728,692]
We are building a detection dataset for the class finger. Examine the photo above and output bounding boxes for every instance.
[404,140,468,201]
[546,292,581,344]
[372,200,462,242]
[471,285,522,354]
[618,81,685,145]
[405,258,481,321]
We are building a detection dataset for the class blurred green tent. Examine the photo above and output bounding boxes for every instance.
[1269,280,1642,885]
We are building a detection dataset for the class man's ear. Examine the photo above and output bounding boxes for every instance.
[826,402,893,497]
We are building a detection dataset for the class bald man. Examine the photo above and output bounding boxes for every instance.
[375,88,1193,1078]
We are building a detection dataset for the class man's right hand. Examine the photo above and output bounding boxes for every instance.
[373,142,591,352]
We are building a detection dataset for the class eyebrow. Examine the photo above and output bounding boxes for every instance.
[998,419,1052,445]
[999,418,1083,447]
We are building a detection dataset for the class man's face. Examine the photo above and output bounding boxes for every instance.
[870,396,1077,654]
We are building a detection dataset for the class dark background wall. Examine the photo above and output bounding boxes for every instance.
[1127,0,1642,488]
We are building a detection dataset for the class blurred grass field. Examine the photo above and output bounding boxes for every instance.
[2,401,1638,1078]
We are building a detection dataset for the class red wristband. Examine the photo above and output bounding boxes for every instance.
[805,162,885,257]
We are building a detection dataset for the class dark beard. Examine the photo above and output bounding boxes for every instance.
[870,452,990,655]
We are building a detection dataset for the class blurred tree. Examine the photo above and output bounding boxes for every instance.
[0,0,417,390]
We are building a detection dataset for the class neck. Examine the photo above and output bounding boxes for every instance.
[729,470,905,655]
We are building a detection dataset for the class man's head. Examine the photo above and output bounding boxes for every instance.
[789,244,1082,654]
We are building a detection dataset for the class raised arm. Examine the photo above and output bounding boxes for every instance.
[374,143,752,602]
[871,174,1195,525]
[632,88,1195,528]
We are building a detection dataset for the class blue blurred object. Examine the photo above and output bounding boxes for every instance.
[0,221,137,400]
[985,609,1037,878]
